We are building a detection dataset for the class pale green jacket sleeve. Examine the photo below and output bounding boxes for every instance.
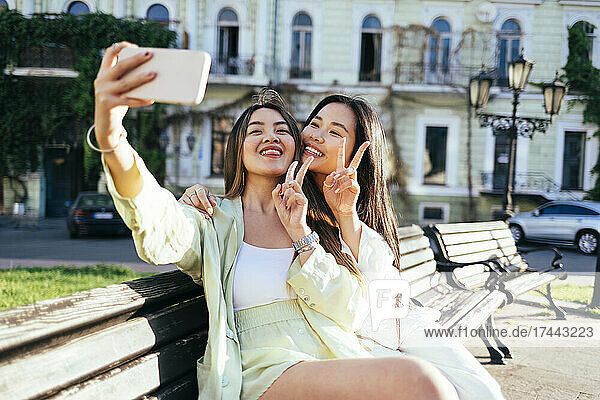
[100,147,207,284]
[286,244,369,333]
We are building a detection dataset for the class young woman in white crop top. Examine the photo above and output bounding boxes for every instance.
[232,242,296,311]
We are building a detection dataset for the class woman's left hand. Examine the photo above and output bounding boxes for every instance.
[272,157,314,242]
[323,139,370,218]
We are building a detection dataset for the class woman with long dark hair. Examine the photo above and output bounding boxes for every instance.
[93,42,457,400]
[181,94,506,400]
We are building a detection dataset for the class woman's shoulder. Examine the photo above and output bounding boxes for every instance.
[212,196,242,219]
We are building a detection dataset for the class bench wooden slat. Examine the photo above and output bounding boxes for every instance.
[142,372,198,400]
[502,268,565,298]
[399,248,435,272]
[0,299,208,399]
[420,285,467,311]
[46,333,206,400]
[397,225,424,238]
[435,221,508,234]
[410,271,443,298]
[439,229,512,246]
[449,291,507,334]
[438,290,492,329]
[400,260,436,284]
[399,235,432,256]
[444,237,516,257]
[448,246,519,265]
[0,271,202,358]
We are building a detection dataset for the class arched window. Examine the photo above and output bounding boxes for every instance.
[428,18,451,77]
[67,1,89,15]
[570,21,596,62]
[217,8,239,75]
[359,15,382,82]
[290,12,312,79]
[147,4,169,27]
[0,0,9,9]
[497,19,522,86]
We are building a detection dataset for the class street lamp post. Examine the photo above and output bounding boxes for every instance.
[469,52,567,219]
[159,130,196,188]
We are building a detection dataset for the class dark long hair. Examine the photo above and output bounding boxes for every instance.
[222,89,302,198]
[302,94,403,272]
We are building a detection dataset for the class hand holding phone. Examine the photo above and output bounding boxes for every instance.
[117,47,211,105]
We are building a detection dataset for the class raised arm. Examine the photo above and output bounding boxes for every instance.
[273,159,369,332]
[322,139,370,261]
[93,42,207,283]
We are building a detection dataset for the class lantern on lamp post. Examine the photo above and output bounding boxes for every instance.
[469,67,493,109]
[543,72,568,119]
[469,51,566,219]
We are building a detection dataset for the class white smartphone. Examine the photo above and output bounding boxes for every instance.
[117,47,211,105]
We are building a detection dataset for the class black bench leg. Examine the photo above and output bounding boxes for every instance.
[478,325,504,365]
[534,283,567,320]
[487,315,512,359]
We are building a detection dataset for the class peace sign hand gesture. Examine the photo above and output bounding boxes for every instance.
[271,157,314,242]
[323,138,370,218]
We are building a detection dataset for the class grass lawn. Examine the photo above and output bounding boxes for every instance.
[0,265,156,311]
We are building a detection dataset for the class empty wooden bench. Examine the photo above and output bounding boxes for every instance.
[424,221,568,322]
[0,270,207,399]
[398,225,510,364]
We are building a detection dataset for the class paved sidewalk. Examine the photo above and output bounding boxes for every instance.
[470,301,600,400]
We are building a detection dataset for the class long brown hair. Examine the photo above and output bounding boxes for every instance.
[302,94,403,272]
[221,88,367,286]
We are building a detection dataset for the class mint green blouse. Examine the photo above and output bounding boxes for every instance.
[101,148,375,400]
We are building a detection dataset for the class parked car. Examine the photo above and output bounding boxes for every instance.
[508,200,600,254]
[66,192,129,238]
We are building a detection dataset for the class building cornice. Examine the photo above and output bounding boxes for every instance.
[559,0,600,6]
[491,0,544,5]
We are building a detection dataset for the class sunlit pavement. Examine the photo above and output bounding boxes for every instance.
[0,217,176,273]
[471,300,600,400]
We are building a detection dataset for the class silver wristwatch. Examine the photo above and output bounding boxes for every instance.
[292,231,320,253]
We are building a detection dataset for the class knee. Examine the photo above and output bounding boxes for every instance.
[390,357,459,400]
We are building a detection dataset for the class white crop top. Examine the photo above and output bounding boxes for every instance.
[233,241,297,311]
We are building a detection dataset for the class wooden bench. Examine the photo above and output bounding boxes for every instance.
[398,225,510,364]
[423,221,567,321]
[0,271,207,399]
[0,225,515,398]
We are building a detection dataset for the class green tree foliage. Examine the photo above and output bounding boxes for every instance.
[0,9,176,188]
[563,22,600,200]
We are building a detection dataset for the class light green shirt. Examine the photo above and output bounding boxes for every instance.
[101,148,374,400]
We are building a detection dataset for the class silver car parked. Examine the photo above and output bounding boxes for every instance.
[508,200,600,254]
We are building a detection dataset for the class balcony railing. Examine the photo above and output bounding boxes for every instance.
[210,55,255,76]
[481,172,581,201]
[17,45,76,69]
[394,63,491,87]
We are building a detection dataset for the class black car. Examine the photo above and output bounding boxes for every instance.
[66,192,129,238]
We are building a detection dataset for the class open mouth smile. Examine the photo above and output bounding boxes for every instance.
[259,146,283,158]
[303,145,324,158]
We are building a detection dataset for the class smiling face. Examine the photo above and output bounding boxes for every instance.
[301,102,357,175]
[242,107,296,178]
